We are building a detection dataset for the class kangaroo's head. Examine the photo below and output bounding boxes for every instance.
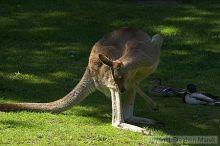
[99,54,127,93]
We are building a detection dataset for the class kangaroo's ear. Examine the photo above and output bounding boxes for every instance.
[99,54,113,67]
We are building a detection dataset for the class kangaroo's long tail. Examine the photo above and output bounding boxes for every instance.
[0,68,96,113]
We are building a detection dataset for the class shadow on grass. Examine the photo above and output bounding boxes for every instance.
[0,0,220,141]
[0,120,36,128]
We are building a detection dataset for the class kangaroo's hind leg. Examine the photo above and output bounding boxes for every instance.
[123,87,161,126]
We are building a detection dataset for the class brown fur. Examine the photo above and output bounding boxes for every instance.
[89,28,162,93]
[0,28,163,134]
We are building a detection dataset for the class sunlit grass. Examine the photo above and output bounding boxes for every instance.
[170,50,190,55]
[0,0,220,145]
[1,72,53,84]
[28,27,60,33]
[155,26,179,35]
[43,11,67,17]
[165,16,202,22]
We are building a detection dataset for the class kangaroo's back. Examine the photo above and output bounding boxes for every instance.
[90,28,151,60]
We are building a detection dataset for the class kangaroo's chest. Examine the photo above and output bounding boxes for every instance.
[89,59,117,97]
[92,74,115,98]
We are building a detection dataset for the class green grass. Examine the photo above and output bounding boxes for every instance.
[0,0,220,145]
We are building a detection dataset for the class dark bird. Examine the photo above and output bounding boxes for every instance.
[183,84,220,105]
[149,78,186,97]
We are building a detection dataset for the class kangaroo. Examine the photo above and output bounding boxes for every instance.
[0,28,163,134]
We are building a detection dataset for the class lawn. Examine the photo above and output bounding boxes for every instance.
[0,0,220,145]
